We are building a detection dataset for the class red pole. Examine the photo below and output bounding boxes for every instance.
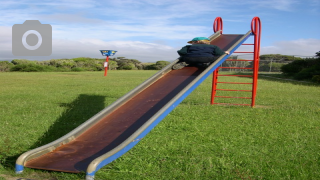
[211,69,219,104]
[213,17,223,34]
[250,17,261,107]
[211,17,223,105]
[104,56,109,76]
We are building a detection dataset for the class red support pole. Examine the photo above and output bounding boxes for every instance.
[213,17,223,34]
[211,17,223,105]
[250,17,261,107]
[211,69,219,104]
[104,56,109,76]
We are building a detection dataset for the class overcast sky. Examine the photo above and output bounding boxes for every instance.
[0,0,319,62]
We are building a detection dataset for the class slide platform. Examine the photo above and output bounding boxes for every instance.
[16,30,252,180]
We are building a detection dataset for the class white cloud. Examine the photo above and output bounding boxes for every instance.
[262,39,320,57]
[0,0,319,62]
[55,39,179,62]
[227,38,319,59]
[0,36,179,62]
[0,26,12,52]
[2,37,318,62]
[238,0,299,11]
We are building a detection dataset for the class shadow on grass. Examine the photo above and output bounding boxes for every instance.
[31,94,106,148]
[4,94,105,170]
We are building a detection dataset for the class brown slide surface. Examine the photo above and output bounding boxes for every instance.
[25,34,244,173]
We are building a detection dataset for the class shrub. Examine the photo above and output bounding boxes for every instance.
[293,67,315,80]
[312,75,320,83]
[0,61,14,72]
[72,57,90,62]
[120,62,136,70]
[144,61,170,70]
[270,62,284,72]
[11,59,36,65]
[10,64,56,72]
[144,63,160,70]
[282,58,320,81]
[281,60,308,75]
[71,67,85,72]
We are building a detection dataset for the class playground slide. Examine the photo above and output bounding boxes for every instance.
[16,30,252,180]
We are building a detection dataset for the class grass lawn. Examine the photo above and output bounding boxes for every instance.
[0,71,319,180]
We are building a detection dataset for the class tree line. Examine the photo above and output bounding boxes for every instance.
[0,57,171,72]
[280,51,320,83]
[220,54,307,73]
[221,51,319,83]
[0,52,319,83]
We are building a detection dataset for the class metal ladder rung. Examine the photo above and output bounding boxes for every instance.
[214,96,252,99]
[217,82,253,84]
[217,75,253,77]
[218,67,253,69]
[212,103,251,106]
[216,89,252,92]
[226,59,253,61]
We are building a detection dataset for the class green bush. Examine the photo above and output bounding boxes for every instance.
[71,67,85,72]
[56,67,72,72]
[281,56,320,82]
[293,67,316,80]
[281,60,308,75]
[144,63,159,70]
[144,61,170,70]
[11,59,36,65]
[312,75,320,83]
[10,64,56,72]
[72,57,90,62]
[270,62,284,72]
[5,57,169,72]
[0,61,13,72]
[120,62,136,70]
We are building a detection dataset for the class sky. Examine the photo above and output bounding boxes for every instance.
[0,0,319,62]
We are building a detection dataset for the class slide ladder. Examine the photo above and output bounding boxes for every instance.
[211,17,261,107]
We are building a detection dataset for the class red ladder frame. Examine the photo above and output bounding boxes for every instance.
[211,17,261,107]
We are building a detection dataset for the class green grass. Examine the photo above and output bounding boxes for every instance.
[0,71,319,180]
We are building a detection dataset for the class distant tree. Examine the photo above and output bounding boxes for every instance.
[72,57,91,62]
[0,61,14,72]
[260,54,302,61]
[116,58,143,70]
[10,63,55,72]
[108,60,118,70]
[281,51,320,82]
[120,62,136,70]
[144,61,170,70]
[156,61,170,67]
[315,51,320,58]
[128,59,144,70]
[5,56,174,72]
[11,59,36,65]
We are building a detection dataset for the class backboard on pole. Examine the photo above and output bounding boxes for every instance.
[100,50,117,56]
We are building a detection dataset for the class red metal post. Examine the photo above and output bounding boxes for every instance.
[211,69,218,104]
[250,17,261,107]
[211,17,223,104]
[104,56,109,76]
[213,17,223,34]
